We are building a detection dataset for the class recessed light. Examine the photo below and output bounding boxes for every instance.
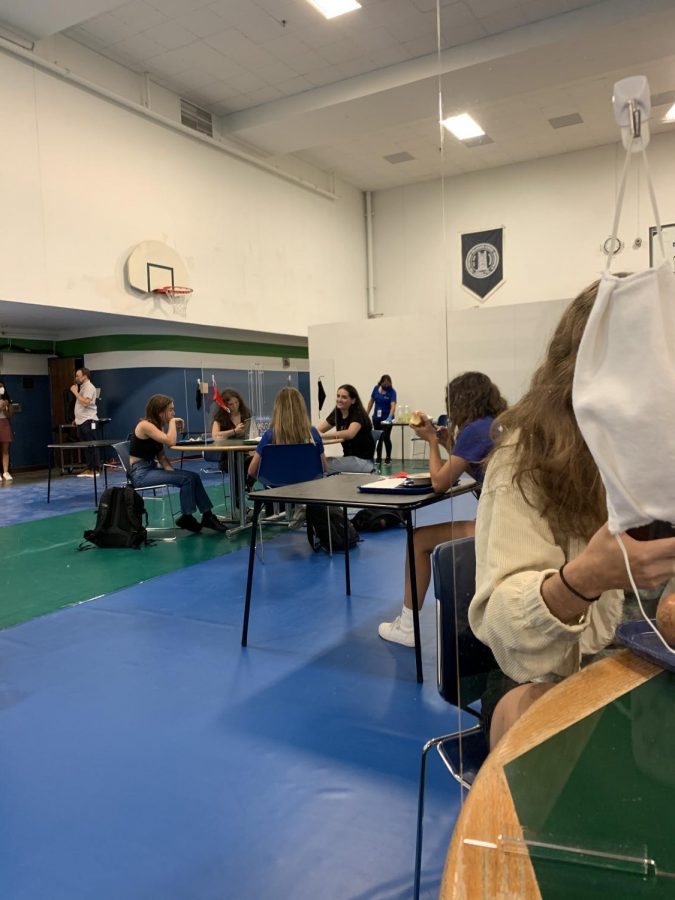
[664,103,675,122]
[305,0,361,19]
[441,113,485,141]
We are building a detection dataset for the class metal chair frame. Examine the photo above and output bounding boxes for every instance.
[413,536,497,899]
[112,441,178,542]
[253,442,329,560]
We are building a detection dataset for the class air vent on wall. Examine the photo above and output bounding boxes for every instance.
[548,112,583,129]
[180,99,213,137]
[383,151,415,164]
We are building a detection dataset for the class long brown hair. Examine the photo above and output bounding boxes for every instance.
[270,387,314,444]
[213,388,252,430]
[335,384,370,427]
[144,394,173,428]
[492,281,606,541]
[447,372,507,433]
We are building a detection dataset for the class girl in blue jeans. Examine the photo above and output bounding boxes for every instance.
[129,394,227,533]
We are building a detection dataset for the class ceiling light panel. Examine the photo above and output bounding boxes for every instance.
[305,0,362,20]
[441,113,485,140]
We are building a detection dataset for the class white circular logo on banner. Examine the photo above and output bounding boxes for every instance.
[465,243,499,278]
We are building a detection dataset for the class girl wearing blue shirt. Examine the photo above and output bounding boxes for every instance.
[366,374,397,464]
[248,387,327,480]
[378,372,507,647]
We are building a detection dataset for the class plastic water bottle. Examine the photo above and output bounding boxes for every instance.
[394,404,402,423]
[403,404,410,424]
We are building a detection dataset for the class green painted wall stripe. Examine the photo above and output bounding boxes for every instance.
[2,334,308,359]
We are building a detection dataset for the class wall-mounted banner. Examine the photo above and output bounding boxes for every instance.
[461,228,504,302]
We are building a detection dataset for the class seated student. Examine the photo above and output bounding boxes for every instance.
[469,280,675,749]
[317,384,375,473]
[129,394,227,533]
[378,372,507,647]
[211,388,253,511]
[248,386,327,480]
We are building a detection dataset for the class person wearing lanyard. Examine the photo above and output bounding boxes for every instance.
[366,375,397,465]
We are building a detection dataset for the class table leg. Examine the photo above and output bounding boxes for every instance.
[47,448,53,503]
[226,452,251,536]
[241,499,262,646]
[405,510,423,683]
[401,426,406,468]
[93,459,98,507]
[342,505,351,596]
[226,452,237,521]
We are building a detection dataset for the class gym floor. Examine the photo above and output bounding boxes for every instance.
[0,460,476,899]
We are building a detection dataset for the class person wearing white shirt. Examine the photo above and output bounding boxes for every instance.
[70,367,99,477]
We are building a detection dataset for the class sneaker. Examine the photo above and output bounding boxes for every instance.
[77,470,95,478]
[288,505,307,530]
[378,616,415,647]
[201,511,228,533]
[176,513,202,533]
[2,472,12,481]
[384,458,392,465]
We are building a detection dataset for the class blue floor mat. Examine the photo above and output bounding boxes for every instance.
[0,486,479,899]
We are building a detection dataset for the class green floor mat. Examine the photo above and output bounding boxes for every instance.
[0,496,267,631]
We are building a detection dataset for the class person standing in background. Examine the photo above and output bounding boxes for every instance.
[0,380,14,481]
[70,367,99,477]
[366,374,396,465]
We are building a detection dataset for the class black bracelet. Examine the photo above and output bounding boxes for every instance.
[559,564,601,603]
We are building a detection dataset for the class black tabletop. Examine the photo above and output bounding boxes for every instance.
[248,473,477,509]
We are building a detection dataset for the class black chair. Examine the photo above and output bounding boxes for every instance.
[112,441,177,541]
[413,536,498,899]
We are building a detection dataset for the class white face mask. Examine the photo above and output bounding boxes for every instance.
[573,263,675,534]
[0,388,4,396]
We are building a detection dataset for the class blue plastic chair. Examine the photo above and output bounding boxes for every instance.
[252,442,327,557]
[413,537,498,899]
[257,442,324,488]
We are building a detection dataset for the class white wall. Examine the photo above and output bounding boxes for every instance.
[0,46,366,338]
[0,352,49,376]
[373,133,675,316]
[85,350,308,371]
[309,297,567,460]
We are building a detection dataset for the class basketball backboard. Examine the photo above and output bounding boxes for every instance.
[126,241,190,293]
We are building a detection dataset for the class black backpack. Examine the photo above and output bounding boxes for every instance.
[350,508,406,532]
[306,505,359,553]
[81,487,149,549]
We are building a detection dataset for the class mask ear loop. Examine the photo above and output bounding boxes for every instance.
[605,133,666,274]
[613,533,675,654]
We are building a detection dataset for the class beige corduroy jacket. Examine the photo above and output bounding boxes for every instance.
[468,442,624,684]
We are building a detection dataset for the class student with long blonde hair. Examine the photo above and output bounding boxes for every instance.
[248,387,327,479]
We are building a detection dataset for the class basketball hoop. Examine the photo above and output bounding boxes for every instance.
[152,285,193,317]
